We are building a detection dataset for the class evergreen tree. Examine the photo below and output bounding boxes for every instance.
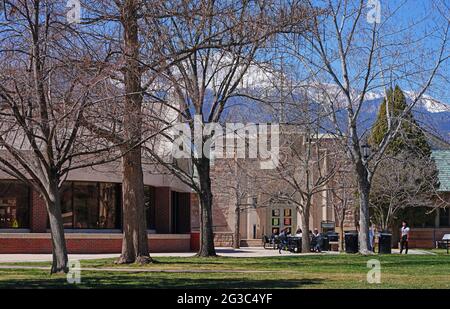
[369,86,439,232]
[370,85,431,157]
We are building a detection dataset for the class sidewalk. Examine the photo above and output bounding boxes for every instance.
[0,247,340,263]
[0,247,433,263]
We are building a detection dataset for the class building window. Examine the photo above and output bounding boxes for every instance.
[61,183,73,228]
[144,186,155,230]
[99,183,120,229]
[73,182,99,228]
[440,209,450,227]
[171,191,191,234]
[56,182,121,229]
[0,181,30,228]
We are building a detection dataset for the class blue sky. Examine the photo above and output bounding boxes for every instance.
[379,0,450,104]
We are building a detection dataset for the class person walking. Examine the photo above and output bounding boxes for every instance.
[312,228,322,252]
[400,221,410,254]
[278,227,289,254]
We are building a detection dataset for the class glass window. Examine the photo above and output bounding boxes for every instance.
[58,182,121,229]
[284,209,291,217]
[98,183,119,229]
[144,186,155,229]
[284,218,292,226]
[73,182,99,229]
[440,209,450,227]
[60,183,73,228]
[0,182,30,228]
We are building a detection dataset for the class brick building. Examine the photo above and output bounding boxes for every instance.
[205,126,357,247]
[0,161,195,253]
[406,149,450,248]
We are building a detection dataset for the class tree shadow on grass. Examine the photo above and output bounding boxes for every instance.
[0,275,324,289]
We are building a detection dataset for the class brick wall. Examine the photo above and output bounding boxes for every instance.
[214,232,234,247]
[30,190,47,233]
[0,234,192,254]
[190,194,200,231]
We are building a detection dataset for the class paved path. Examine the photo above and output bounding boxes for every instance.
[391,249,437,255]
[0,247,434,263]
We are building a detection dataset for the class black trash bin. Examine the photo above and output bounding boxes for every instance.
[378,233,392,254]
[321,235,330,251]
[327,232,339,242]
[345,232,358,253]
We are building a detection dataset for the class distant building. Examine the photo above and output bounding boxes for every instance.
[204,125,357,247]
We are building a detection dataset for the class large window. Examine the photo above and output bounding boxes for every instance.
[144,186,155,230]
[440,208,450,227]
[171,191,191,234]
[0,181,30,228]
[58,182,121,229]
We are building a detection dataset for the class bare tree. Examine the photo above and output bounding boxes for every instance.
[287,0,449,253]
[370,152,441,231]
[261,124,340,252]
[330,168,356,252]
[142,0,314,256]
[0,1,118,273]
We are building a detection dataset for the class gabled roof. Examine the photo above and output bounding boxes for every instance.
[432,150,450,192]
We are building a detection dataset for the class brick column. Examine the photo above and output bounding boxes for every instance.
[30,190,47,233]
[154,187,171,233]
[190,193,200,232]
[190,193,200,251]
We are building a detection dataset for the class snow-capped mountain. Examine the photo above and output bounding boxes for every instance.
[225,84,450,143]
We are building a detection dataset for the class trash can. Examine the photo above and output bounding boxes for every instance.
[321,235,330,251]
[345,232,359,253]
[378,233,392,254]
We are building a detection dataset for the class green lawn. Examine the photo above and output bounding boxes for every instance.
[0,252,449,288]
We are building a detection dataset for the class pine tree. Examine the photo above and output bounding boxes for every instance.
[369,85,439,232]
[370,85,431,157]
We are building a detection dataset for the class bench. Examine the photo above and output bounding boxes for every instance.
[262,235,279,250]
[436,234,450,254]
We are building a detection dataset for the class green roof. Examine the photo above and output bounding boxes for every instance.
[432,150,450,192]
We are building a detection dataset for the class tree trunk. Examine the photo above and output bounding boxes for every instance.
[47,180,68,274]
[356,164,372,254]
[233,204,240,249]
[196,158,217,257]
[117,149,151,264]
[116,0,151,264]
[339,216,345,252]
[300,205,311,253]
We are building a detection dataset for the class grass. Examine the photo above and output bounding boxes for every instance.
[0,252,449,288]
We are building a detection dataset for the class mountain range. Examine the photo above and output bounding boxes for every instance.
[224,86,450,145]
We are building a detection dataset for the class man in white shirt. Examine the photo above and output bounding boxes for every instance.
[400,221,410,254]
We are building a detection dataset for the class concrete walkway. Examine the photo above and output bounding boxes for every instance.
[0,247,434,263]
[0,247,337,263]
[391,249,437,255]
